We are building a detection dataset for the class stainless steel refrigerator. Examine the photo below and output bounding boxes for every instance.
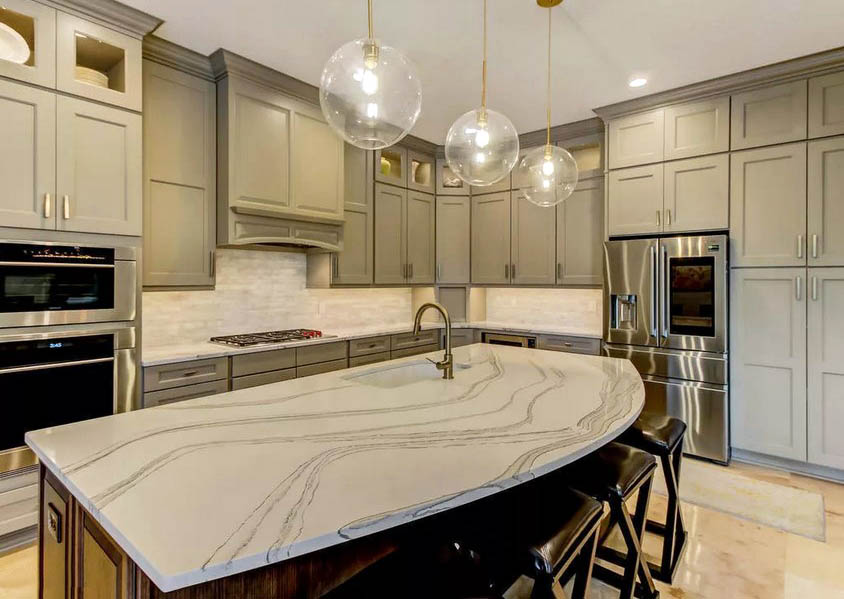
[603,234,729,463]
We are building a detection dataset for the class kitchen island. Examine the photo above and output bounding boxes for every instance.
[26,344,644,598]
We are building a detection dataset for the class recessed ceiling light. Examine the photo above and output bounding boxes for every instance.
[628,77,648,88]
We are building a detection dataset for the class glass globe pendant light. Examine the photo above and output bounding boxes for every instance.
[444,0,519,187]
[319,0,422,150]
[517,1,578,208]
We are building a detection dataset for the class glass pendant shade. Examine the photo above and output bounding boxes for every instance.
[518,145,578,207]
[319,38,422,150]
[444,108,520,186]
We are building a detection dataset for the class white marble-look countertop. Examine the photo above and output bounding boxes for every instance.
[27,344,643,592]
[141,321,603,367]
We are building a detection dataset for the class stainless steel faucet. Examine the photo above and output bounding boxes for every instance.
[413,302,453,379]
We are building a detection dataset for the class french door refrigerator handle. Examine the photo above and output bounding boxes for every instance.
[661,245,669,338]
[649,245,657,337]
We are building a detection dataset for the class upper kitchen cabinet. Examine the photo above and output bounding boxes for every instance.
[808,137,844,267]
[0,78,55,230]
[291,107,344,218]
[562,140,602,181]
[436,196,470,284]
[56,95,142,236]
[607,163,664,236]
[0,0,55,88]
[663,153,729,233]
[374,183,406,284]
[730,142,807,267]
[375,146,407,187]
[510,190,556,285]
[607,108,664,169]
[556,177,603,286]
[663,97,730,160]
[405,191,436,284]
[408,150,435,193]
[56,12,142,111]
[809,71,844,138]
[334,145,373,284]
[436,158,470,196]
[511,146,541,189]
[471,192,511,284]
[730,80,807,150]
[142,59,216,288]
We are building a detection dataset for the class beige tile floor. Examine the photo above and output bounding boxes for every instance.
[1,461,843,599]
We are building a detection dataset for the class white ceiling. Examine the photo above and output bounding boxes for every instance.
[125,0,844,144]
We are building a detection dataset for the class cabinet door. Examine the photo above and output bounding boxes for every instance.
[607,163,664,236]
[808,71,844,138]
[408,150,435,193]
[79,511,131,599]
[142,61,216,287]
[0,0,55,88]
[808,137,844,267]
[334,146,373,284]
[56,96,142,236]
[511,190,555,285]
[406,191,435,284]
[291,108,344,221]
[807,268,844,469]
[664,97,730,160]
[375,145,407,187]
[56,12,142,112]
[42,479,70,599]
[730,143,806,267]
[471,192,511,284]
[0,78,55,230]
[663,153,728,233]
[608,108,664,169]
[436,157,470,196]
[374,183,407,284]
[556,177,603,286]
[730,268,807,461]
[731,81,807,150]
[511,146,542,190]
[436,196,470,284]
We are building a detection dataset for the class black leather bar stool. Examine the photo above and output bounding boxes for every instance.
[565,442,659,599]
[618,412,688,583]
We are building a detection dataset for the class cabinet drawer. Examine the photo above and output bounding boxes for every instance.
[0,470,38,538]
[391,343,440,359]
[447,329,476,348]
[349,351,391,367]
[143,380,228,408]
[349,336,391,357]
[296,341,348,366]
[296,358,348,378]
[231,349,295,377]
[143,357,229,392]
[538,335,601,355]
[231,368,296,391]
[391,330,439,351]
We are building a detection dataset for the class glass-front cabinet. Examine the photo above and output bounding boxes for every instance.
[407,150,435,193]
[0,0,55,87]
[56,12,141,111]
[375,146,407,187]
[436,157,469,196]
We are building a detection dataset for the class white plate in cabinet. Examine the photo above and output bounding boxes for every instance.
[730,143,806,267]
[56,12,142,112]
[808,137,844,267]
[730,80,807,150]
[730,268,807,461]
[436,157,469,196]
[56,96,142,236]
[664,97,729,160]
[808,71,844,138]
[0,0,56,88]
[608,108,664,169]
[663,154,728,233]
[807,268,844,469]
[607,164,664,236]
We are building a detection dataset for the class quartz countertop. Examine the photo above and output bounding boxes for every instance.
[27,344,642,592]
[141,321,603,366]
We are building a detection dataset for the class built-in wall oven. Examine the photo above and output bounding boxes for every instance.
[0,241,136,328]
[0,325,138,475]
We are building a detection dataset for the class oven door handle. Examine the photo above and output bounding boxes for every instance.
[0,356,114,375]
[0,261,115,269]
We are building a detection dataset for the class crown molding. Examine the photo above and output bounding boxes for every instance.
[594,45,844,120]
[42,0,162,39]
[519,117,604,148]
[142,36,214,81]
[210,49,319,105]
[401,133,438,155]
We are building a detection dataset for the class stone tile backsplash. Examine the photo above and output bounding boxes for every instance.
[484,287,602,334]
[142,249,412,347]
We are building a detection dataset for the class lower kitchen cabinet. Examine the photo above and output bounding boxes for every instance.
[556,177,603,286]
[0,468,38,549]
[349,351,391,367]
[391,344,440,359]
[538,334,601,355]
[807,268,844,469]
[731,268,807,461]
[436,196,471,284]
[144,380,229,407]
[297,358,347,378]
[511,190,556,285]
[471,192,511,284]
[446,328,476,348]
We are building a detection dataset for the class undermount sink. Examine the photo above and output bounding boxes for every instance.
[345,360,470,389]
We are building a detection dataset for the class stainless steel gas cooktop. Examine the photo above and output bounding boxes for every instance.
[210,329,333,347]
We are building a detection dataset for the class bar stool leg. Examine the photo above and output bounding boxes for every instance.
[570,529,599,599]
[644,441,687,582]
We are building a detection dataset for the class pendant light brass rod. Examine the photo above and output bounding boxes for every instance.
[367,0,374,39]
[545,6,552,149]
[481,0,487,114]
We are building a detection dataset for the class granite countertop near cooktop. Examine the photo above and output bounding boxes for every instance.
[141,322,603,367]
[27,343,642,592]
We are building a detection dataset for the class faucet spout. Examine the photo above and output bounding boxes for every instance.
[413,302,453,380]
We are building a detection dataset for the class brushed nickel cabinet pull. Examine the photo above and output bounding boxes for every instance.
[504,264,509,279]
[812,234,819,259]
[812,276,818,301]
[409,263,413,279]
[666,209,671,226]
[210,252,215,277]
[511,263,516,279]
[557,263,562,280]
[795,276,802,301]
[44,193,51,218]
[63,195,70,219]
[656,210,661,227]
[797,234,804,259]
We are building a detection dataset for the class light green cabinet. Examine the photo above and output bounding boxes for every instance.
[142,60,216,287]
[809,72,844,138]
[0,0,56,88]
[607,163,664,236]
[556,177,603,286]
[436,196,470,284]
[373,184,434,284]
[664,97,730,160]
[663,153,729,233]
[332,146,374,284]
[511,190,556,285]
[808,137,844,267]
[471,192,511,284]
[406,191,435,284]
[608,109,664,169]
[730,80,807,150]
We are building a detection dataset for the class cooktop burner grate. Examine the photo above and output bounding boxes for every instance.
[210,329,329,347]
